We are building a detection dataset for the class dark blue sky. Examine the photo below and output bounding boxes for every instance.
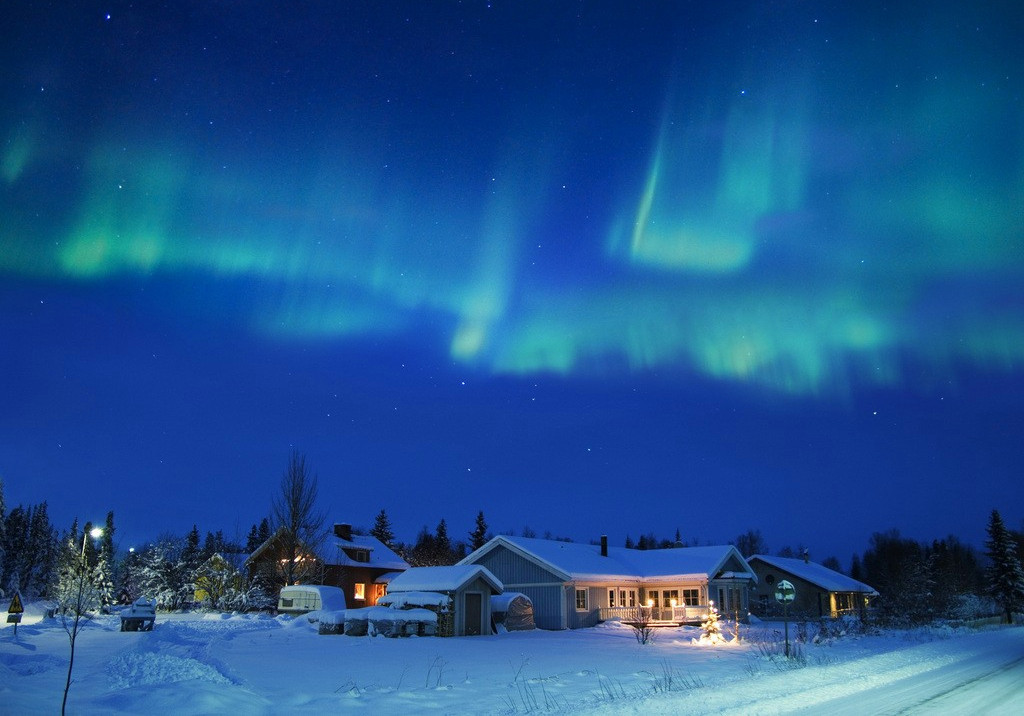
[2,1,1022,564]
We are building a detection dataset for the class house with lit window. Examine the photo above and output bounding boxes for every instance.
[246,523,408,608]
[747,554,878,619]
[459,535,756,630]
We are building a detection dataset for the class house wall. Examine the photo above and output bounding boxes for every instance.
[322,565,391,607]
[749,563,829,618]
[467,545,567,630]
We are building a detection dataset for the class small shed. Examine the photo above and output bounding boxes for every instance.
[491,592,535,631]
[385,565,503,636]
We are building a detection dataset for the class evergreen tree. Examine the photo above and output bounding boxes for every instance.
[138,539,180,610]
[408,526,437,567]
[699,601,726,644]
[116,548,143,604]
[850,553,864,581]
[245,524,261,553]
[101,512,115,560]
[434,518,453,564]
[257,517,272,545]
[469,511,489,551]
[369,509,396,548]
[624,535,635,549]
[28,502,58,598]
[984,509,1024,624]
[3,505,29,594]
[0,476,6,590]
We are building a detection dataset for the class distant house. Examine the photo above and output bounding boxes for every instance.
[384,565,503,636]
[193,552,244,609]
[747,554,878,619]
[245,523,408,607]
[460,535,756,630]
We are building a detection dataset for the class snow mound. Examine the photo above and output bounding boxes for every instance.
[108,651,232,689]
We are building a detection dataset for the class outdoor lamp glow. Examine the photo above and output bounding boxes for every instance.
[81,526,104,557]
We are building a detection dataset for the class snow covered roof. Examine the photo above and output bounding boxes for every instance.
[463,535,755,583]
[387,565,503,594]
[332,534,409,570]
[748,555,879,595]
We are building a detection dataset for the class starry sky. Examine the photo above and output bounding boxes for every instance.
[2,1,1022,565]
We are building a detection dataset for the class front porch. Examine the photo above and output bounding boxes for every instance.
[598,604,710,626]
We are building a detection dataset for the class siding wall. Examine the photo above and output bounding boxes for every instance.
[468,546,566,630]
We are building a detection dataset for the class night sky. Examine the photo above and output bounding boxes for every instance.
[2,2,1022,565]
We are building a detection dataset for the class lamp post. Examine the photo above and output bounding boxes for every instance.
[62,524,104,716]
[81,526,103,558]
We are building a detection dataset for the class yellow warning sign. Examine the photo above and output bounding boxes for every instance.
[8,592,23,614]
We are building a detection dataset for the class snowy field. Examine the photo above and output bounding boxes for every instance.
[2,603,1022,715]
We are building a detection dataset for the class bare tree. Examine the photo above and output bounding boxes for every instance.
[733,529,768,558]
[271,451,327,587]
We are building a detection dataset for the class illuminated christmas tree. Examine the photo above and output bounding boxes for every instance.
[699,600,727,644]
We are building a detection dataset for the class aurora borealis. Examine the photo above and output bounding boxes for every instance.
[2,2,1022,559]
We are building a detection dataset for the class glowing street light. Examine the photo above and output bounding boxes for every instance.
[81,526,103,558]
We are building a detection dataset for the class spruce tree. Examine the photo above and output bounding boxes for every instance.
[28,502,57,598]
[370,509,396,548]
[469,511,489,551]
[984,509,1024,624]
[0,476,6,587]
[434,519,453,565]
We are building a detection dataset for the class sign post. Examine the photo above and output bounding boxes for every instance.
[774,580,795,657]
[7,591,24,636]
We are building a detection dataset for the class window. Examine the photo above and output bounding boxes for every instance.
[575,589,588,611]
[649,591,660,608]
[682,589,700,606]
[608,589,616,607]
[627,589,636,607]
[354,583,366,601]
[666,589,679,606]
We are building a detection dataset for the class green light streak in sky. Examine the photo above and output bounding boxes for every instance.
[615,90,807,275]
[2,58,1023,398]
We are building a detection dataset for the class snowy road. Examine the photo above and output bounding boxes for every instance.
[789,628,1024,715]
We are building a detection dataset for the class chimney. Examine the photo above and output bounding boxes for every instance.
[600,535,608,557]
[334,523,352,541]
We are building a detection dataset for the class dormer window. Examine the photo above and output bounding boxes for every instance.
[354,549,369,563]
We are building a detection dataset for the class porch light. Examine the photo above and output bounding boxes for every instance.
[670,599,677,608]
[646,599,653,608]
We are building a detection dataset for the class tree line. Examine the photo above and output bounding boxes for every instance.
[3,457,1022,624]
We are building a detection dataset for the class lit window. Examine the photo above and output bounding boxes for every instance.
[608,589,616,607]
[575,589,588,611]
[354,583,366,601]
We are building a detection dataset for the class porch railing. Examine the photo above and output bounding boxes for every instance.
[598,605,710,624]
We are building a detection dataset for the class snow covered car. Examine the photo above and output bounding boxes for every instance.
[119,598,156,632]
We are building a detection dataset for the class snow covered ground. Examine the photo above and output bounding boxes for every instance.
[2,603,1022,714]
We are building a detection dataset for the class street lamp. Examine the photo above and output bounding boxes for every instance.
[81,526,104,558]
